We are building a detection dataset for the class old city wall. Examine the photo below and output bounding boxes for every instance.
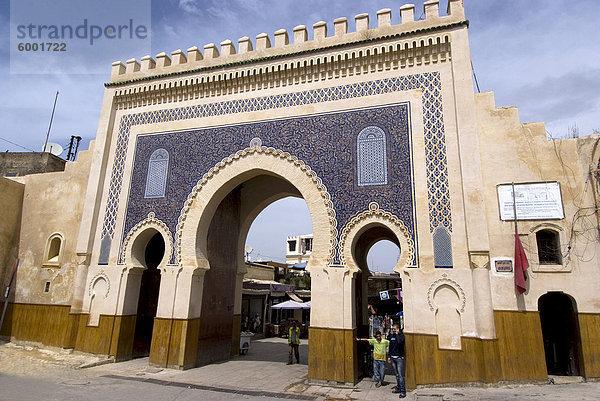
[0,144,94,347]
[475,91,600,380]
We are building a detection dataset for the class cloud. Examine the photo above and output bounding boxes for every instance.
[178,0,203,16]
[514,70,600,121]
[246,198,312,262]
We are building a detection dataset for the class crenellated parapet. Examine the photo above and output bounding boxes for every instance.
[108,0,466,109]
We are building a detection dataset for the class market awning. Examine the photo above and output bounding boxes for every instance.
[271,300,311,309]
[287,292,303,302]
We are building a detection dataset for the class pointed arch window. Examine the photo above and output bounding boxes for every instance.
[144,148,169,198]
[357,126,388,187]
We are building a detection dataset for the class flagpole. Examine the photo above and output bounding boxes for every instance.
[0,258,19,332]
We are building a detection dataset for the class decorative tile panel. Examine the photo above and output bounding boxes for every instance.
[100,72,452,265]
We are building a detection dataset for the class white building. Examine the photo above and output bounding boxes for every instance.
[285,234,313,265]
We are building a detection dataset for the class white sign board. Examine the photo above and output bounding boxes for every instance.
[379,291,390,300]
[497,182,564,220]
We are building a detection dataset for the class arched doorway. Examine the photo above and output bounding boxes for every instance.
[195,173,317,366]
[538,292,584,376]
[351,225,402,378]
[132,232,165,357]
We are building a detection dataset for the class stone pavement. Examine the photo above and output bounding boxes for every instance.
[1,338,600,400]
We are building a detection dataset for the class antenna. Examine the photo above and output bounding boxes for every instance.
[66,135,82,161]
[43,91,59,153]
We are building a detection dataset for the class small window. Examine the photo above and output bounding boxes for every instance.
[44,282,51,292]
[288,240,297,252]
[357,126,388,187]
[44,234,63,266]
[144,148,169,198]
[47,237,61,262]
[536,229,562,265]
[304,238,313,252]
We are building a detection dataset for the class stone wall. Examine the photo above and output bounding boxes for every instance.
[0,153,65,177]
[0,177,24,298]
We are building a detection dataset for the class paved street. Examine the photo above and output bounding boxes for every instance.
[1,338,600,400]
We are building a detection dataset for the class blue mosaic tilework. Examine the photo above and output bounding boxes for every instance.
[123,105,414,265]
[100,72,452,264]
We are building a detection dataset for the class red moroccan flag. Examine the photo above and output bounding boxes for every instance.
[514,227,529,295]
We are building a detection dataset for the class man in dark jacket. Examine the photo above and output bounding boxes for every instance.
[387,324,406,398]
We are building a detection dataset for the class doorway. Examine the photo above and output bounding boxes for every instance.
[538,292,583,376]
[132,232,164,357]
[351,225,402,378]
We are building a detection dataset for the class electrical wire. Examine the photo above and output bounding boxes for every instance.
[0,136,36,152]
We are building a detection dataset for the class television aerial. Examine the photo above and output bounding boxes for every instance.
[42,142,63,157]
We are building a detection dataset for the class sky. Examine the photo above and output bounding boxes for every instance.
[1,1,599,271]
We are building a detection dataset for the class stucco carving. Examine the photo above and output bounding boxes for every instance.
[338,202,415,269]
[175,145,337,265]
[427,273,466,313]
[88,271,110,298]
[469,251,490,270]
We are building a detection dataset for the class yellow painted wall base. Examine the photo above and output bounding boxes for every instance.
[74,314,136,360]
[579,313,600,378]
[2,303,598,385]
[405,334,501,387]
[149,317,200,369]
[308,327,357,384]
[494,310,548,382]
[406,310,547,387]
[0,303,78,348]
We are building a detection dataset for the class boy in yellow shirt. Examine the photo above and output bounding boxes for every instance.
[357,330,389,387]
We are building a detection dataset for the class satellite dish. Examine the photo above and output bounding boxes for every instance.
[245,245,253,254]
[42,142,63,156]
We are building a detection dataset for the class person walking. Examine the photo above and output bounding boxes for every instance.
[357,330,389,387]
[287,320,301,364]
[387,324,406,398]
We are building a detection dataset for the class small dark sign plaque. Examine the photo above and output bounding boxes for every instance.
[495,259,513,272]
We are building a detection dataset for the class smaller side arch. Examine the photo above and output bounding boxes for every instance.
[121,212,173,269]
[87,271,110,326]
[427,275,466,350]
[339,202,415,273]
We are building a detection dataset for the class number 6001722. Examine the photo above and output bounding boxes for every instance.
[17,42,66,51]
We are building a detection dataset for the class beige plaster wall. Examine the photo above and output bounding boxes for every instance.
[12,145,94,305]
[245,265,275,281]
[0,177,24,293]
[475,91,600,313]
